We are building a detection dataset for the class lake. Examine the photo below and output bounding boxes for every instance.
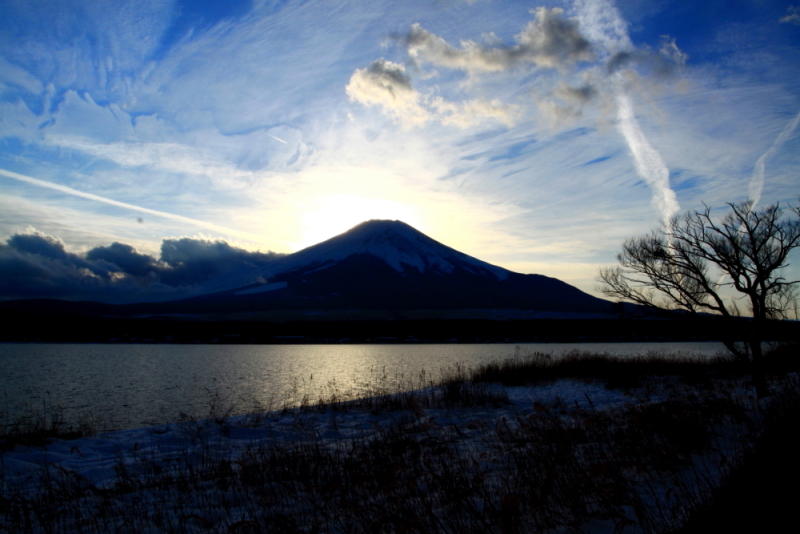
[0,342,727,430]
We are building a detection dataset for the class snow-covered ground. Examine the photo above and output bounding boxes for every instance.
[1,380,630,488]
[1,373,793,534]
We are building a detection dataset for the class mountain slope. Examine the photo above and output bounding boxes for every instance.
[263,219,509,280]
[0,220,613,318]
[149,220,611,316]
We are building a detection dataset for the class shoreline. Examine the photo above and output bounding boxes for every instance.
[2,359,797,533]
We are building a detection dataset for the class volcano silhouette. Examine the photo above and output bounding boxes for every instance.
[148,219,612,316]
[0,220,613,319]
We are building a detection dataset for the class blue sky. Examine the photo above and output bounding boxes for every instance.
[1,0,799,301]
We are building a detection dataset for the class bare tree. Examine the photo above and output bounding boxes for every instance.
[598,200,800,392]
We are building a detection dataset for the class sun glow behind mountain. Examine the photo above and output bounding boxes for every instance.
[296,194,424,250]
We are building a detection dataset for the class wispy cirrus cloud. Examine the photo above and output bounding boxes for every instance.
[1,0,799,301]
[748,109,800,208]
[349,0,685,226]
[0,168,273,244]
[780,6,800,25]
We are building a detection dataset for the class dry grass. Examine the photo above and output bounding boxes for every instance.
[0,344,797,533]
[0,397,99,451]
[468,347,743,387]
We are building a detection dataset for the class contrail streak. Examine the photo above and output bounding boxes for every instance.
[0,168,282,245]
[614,89,680,225]
[575,0,680,227]
[748,109,800,209]
[268,134,288,144]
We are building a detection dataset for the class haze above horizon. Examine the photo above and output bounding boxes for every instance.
[1,0,799,302]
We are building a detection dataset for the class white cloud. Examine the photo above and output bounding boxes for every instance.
[659,36,688,68]
[46,135,249,183]
[0,194,171,256]
[748,109,800,208]
[0,56,44,95]
[780,6,800,25]
[533,77,612,128]
[572,0,633,53]
[0,0,172,97]
[431,97,518,127]
[345,59,520,128]
[404,7,592,73]
[345,58,429,126]
[0,99,43,144]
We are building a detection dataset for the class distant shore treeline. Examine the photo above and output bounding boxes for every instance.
[2,310,798,344]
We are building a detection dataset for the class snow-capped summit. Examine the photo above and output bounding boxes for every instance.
[0,220,613,318]
[189,219,612,315]
[268,219,509,280]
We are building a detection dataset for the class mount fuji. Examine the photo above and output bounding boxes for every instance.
[127,219,612,317]
[0,220,613,320]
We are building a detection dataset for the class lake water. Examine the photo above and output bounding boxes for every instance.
[0,342,727,430]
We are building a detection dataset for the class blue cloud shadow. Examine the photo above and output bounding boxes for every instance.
[582,155,612,166]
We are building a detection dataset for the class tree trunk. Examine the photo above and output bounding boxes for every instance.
[721,339,748,361]
[722,332,768,398]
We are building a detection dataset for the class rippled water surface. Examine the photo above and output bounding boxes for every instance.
[0,342,726,429]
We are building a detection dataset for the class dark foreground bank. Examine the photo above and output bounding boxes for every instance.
[675,379,800,534]
[2,306,799,344]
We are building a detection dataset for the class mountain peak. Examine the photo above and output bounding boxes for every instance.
[344,219,430,240]
[346,219,422,240]
[351,219,413,230]
[271,219,510,280]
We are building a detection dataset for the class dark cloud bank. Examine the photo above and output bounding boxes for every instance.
[0,232,285,303]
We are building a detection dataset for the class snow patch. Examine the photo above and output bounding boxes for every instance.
[265,220,510,280]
